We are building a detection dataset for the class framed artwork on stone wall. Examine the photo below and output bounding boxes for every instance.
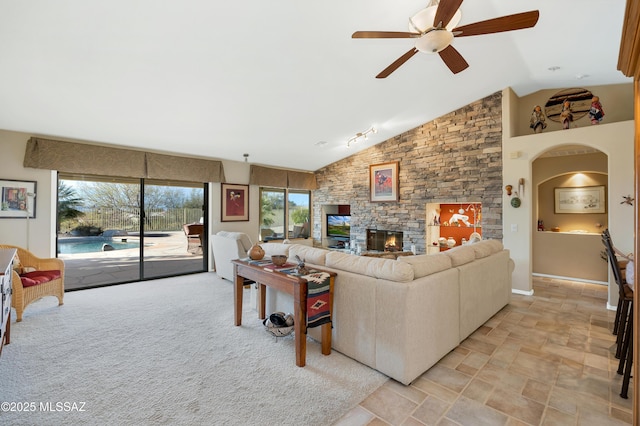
[369,162,399,202]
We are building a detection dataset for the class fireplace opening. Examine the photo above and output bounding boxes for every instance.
[367,229,403,252]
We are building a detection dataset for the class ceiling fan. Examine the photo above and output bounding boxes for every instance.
[352,0,539,78]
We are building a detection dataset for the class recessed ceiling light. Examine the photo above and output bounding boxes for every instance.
[548,66,560,71]
[576,74,589,79]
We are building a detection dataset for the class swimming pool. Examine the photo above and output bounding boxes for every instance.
[58,238,140,254]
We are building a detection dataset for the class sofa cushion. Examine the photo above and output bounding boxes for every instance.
[20,270,61,288]
[326,251,414,282]
[288,245,327,266]
[260,242,290,257]
[470,239,503,259]
[444,245,476,266]
[398,252,452,278]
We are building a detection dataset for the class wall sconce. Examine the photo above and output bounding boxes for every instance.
[347,126,377,148]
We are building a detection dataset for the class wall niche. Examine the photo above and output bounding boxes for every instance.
[426,202,482,254]
[532,151,608,282]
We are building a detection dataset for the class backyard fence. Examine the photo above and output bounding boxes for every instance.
[61,208,203,233]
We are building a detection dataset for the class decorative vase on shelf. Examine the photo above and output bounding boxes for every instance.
[248,243,265,260]
[446,237,456,248]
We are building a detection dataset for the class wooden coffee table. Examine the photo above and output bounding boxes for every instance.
[232,259,336,367]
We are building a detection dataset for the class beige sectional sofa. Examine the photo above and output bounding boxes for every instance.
[256,240,514,385]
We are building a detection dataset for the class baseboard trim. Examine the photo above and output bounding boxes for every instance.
[512,288,534,296]
[532,273,608,286]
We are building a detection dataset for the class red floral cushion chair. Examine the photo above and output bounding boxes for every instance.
[0,245,64,322]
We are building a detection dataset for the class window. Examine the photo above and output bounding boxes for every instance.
[259,188,310,241]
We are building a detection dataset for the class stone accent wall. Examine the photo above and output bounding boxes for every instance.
[313,92,503,254]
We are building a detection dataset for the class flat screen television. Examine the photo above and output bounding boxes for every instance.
[326,214,351,238]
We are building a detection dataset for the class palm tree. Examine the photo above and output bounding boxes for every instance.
[57,182,84,226]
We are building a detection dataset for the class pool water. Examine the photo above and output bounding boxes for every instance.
[58,238,140,254]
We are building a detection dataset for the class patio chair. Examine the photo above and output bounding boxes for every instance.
[0,244,64,322]
[183,223,204,254]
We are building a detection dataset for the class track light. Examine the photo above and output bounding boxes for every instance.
[347,127,377,148]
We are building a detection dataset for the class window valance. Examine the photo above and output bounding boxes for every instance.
[249,165,317,190]
[145,152,225,182]
[23,137,226,183]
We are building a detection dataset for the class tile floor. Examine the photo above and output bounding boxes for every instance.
[334,277,633,425]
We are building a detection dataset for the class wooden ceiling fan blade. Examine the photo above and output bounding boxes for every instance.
[453,10,540,37]
[438,45,469,74]
[352,31,419,39]
[376,48,419,78]
[433,0,464,28]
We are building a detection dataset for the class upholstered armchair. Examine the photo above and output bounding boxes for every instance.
[210,231,253,282]
[0,245,64,322]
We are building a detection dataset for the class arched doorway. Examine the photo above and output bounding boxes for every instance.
[531,145,611,290]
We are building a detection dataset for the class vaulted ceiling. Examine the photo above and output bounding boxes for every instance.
[0,0,631,172]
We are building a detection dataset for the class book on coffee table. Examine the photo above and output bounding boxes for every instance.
[263,263,296,272]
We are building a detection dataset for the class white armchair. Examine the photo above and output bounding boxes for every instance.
[211,231,253,281]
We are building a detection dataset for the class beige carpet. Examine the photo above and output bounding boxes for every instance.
[0,273,387,425]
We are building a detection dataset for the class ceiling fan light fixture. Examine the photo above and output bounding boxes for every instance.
[409,5,461,33]
[415,30,453,53]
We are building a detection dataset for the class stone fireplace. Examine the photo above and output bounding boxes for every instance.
[366,229,403,252]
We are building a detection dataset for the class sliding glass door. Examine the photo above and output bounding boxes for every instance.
[142,179,206,279]
[57,174,207,290]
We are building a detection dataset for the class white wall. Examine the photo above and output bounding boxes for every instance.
[0,130,57,257]
[502,87,634,308]
[211,160,261,244]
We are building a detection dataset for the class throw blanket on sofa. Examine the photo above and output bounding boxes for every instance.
[303,272,332,330]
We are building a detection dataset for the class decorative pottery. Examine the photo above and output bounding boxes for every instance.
[248,243,265,260]
[469,232,482,242]
[446,237,456,248]
[271,255,287,266]
[438,237,446,247]
[511,197,521,208]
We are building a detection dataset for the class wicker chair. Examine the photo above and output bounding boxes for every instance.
[0,245,64,322]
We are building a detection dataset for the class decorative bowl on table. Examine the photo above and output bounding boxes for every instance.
[271,255,288,266]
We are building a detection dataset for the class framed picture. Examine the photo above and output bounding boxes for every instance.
[221,183,249,222]
[0,179,37,218]
[554,185,606,214]
[369,161,399,202]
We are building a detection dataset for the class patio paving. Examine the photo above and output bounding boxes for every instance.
[58,232,207,290]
